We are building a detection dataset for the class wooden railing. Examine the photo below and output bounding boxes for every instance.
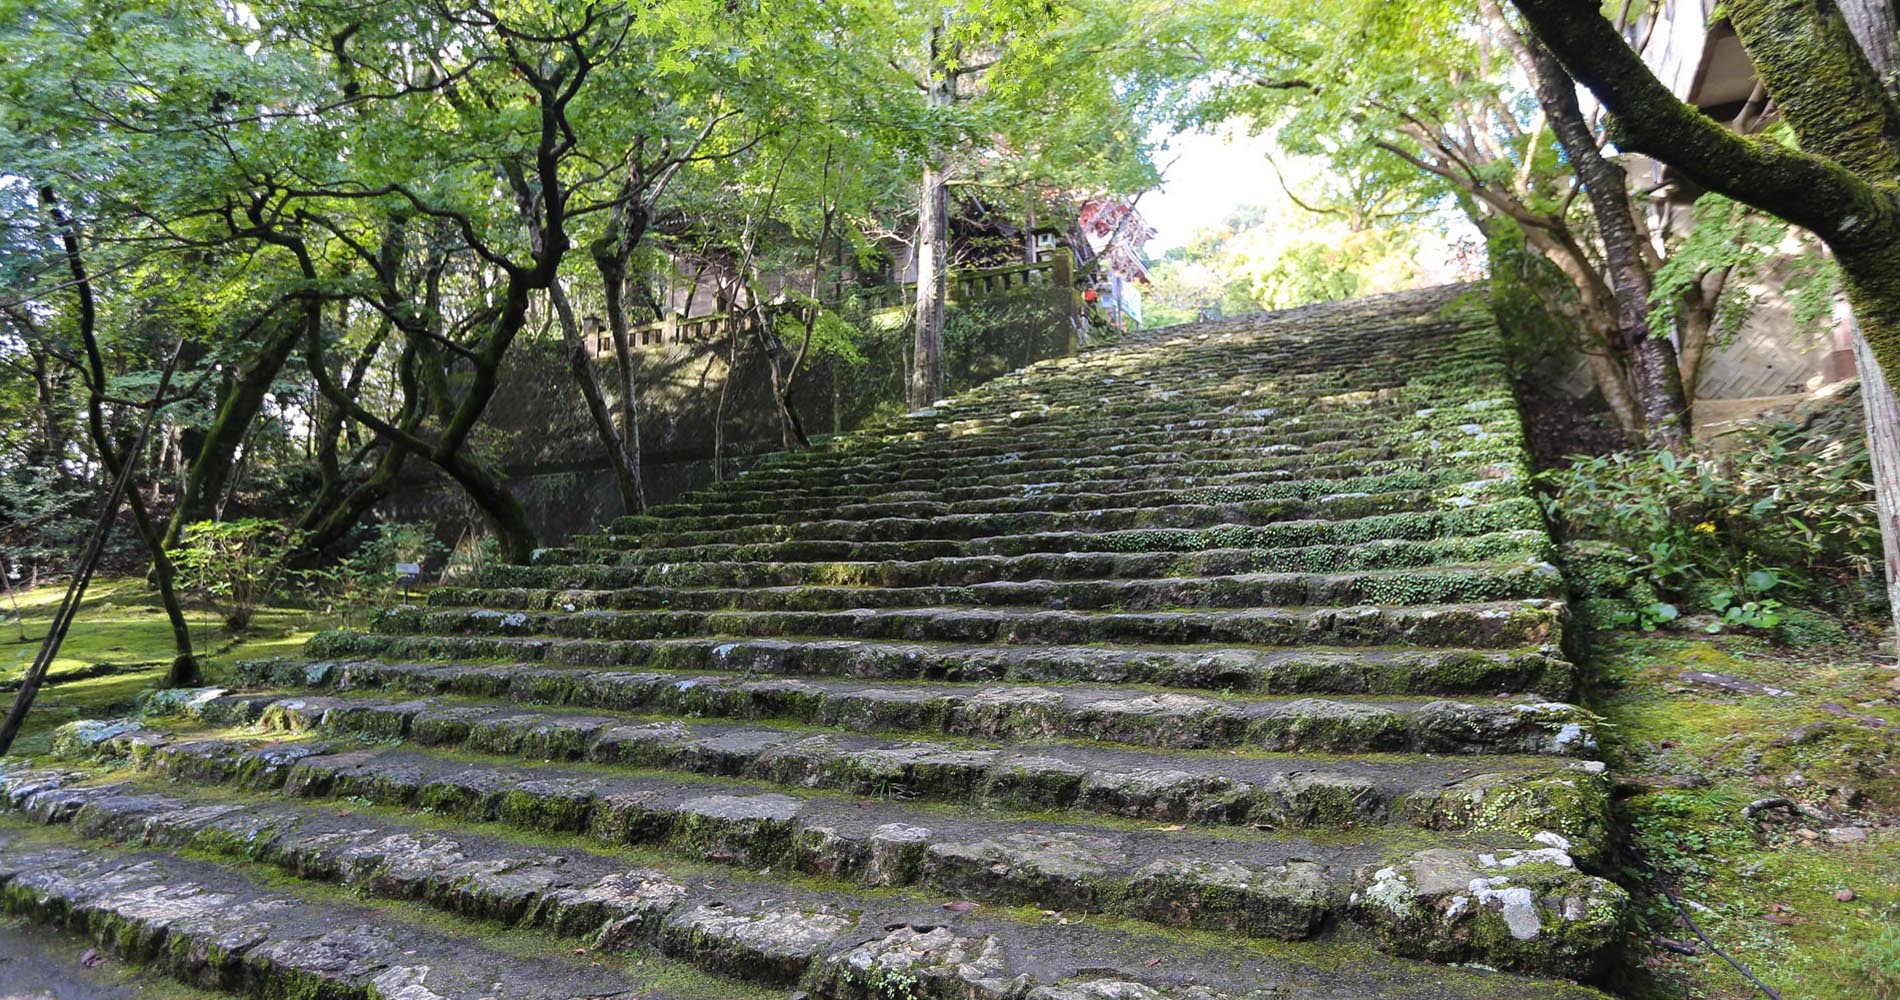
[603,249,1076,352]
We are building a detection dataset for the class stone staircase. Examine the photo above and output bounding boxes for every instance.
[1,287,1627,1000]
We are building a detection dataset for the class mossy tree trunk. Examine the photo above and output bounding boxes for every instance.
[161,312,304,549]
[1843,0,1900,658]
[43,189,199,686]
[590,205,652,515]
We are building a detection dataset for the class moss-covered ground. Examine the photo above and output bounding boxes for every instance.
[1594,629,1900,999]
[0,577,332,755]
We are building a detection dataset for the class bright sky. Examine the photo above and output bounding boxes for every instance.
[1138,124,1479,284]
[1140,127,1280,253]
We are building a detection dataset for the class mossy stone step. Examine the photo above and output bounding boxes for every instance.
[0,834,727,1000]
[490,531,1551,591]
[680,455,1511,504]
[434,562,1561,619]
[287,630,1576,698]
[712,441,1517,490]
[729,416,1522,475]
[7,752,1375,942]
[578,492,1474,551]
[529,500,1548,569]
[758,400,1521,451]
[635,467,1505,523]
[13,744,1620,979]
[373,597,1564,652]
[146,671,1609,844]
[185,671,1597,758]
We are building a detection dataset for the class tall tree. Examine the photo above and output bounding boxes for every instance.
[890,0,1158,409]
[1514,27,1690,449]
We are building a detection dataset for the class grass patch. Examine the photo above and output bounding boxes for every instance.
[0,576,335,755]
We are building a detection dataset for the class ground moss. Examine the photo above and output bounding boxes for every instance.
[1590,631,1900,999]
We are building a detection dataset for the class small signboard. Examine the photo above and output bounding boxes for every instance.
[395,562,421,605]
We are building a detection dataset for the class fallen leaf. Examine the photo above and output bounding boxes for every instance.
[1144,957,1162,969]
[942,901,977,912]
[572,948,588,955]
[1764,914,1802,925]
[1153,824,1185,832]
[336,809,354,817]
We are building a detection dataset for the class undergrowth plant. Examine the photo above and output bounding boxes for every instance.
[309,522,448,623]
[1542,416,1879,633]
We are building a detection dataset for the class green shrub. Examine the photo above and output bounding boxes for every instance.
[1542,429,1879,633]
[174,519,305,631]
[308,521,447,623]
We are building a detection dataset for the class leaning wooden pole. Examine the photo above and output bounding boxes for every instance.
[0,339,185,756]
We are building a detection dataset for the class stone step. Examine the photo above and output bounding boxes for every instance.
[161,673,1608,844]
[814,412,1503,458]
[434,562,1561,619]
[486,530,1550,591]
[13,746,1623,981]
[682,456,1504,506]
[710,439,1518,493]
[638,466,1500,522]
[578,491,1492,551]
[612,487,1512,542]
[725,415,1520,477]
[0,830,742,1000]
[372,597,1565,652]
[187,670,1598,758]
[772,405,1508,450]
[804,373,1505,432]
[530,498,1547,568]
[897,357,1494,419]
[290,631,1576,699]
[7,292,1621,995]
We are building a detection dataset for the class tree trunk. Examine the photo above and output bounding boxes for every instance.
[911,159,949,409]
[1842,0,1900,74]
[1852,328,1900,658]
[590,208,651,513]
[163,314,304,547]
[1840,0,1900,659]
[909,19,952,410]
[42,187,198,685]
[1526,38,1691,449]
[1489,213,1656,437]
[550,282,644,513]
